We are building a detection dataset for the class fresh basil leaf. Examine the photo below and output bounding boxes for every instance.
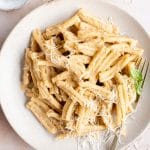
[135,80,143,95]
[130,68,143,95]
[130,68,143,81]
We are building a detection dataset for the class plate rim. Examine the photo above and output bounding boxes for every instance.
[0,0,149,149]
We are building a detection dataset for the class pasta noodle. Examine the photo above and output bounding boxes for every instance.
[22,9,144,139]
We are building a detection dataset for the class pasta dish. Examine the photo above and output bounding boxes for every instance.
[21,9,144,139]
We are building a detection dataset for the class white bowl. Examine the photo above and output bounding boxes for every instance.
[0,0,149,150]
[0,0,29,11]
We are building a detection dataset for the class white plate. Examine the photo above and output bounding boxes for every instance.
[0,0,150,149]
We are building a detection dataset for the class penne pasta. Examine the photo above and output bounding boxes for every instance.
[99,54,136,82]
[22,9,143,139]
[26,101,57,134]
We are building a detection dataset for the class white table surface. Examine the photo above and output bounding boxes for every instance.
[0,0,149,150]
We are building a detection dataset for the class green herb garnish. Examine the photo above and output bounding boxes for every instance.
[130,68,143,95]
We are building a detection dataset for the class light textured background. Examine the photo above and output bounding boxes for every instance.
[0,0,149,150]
